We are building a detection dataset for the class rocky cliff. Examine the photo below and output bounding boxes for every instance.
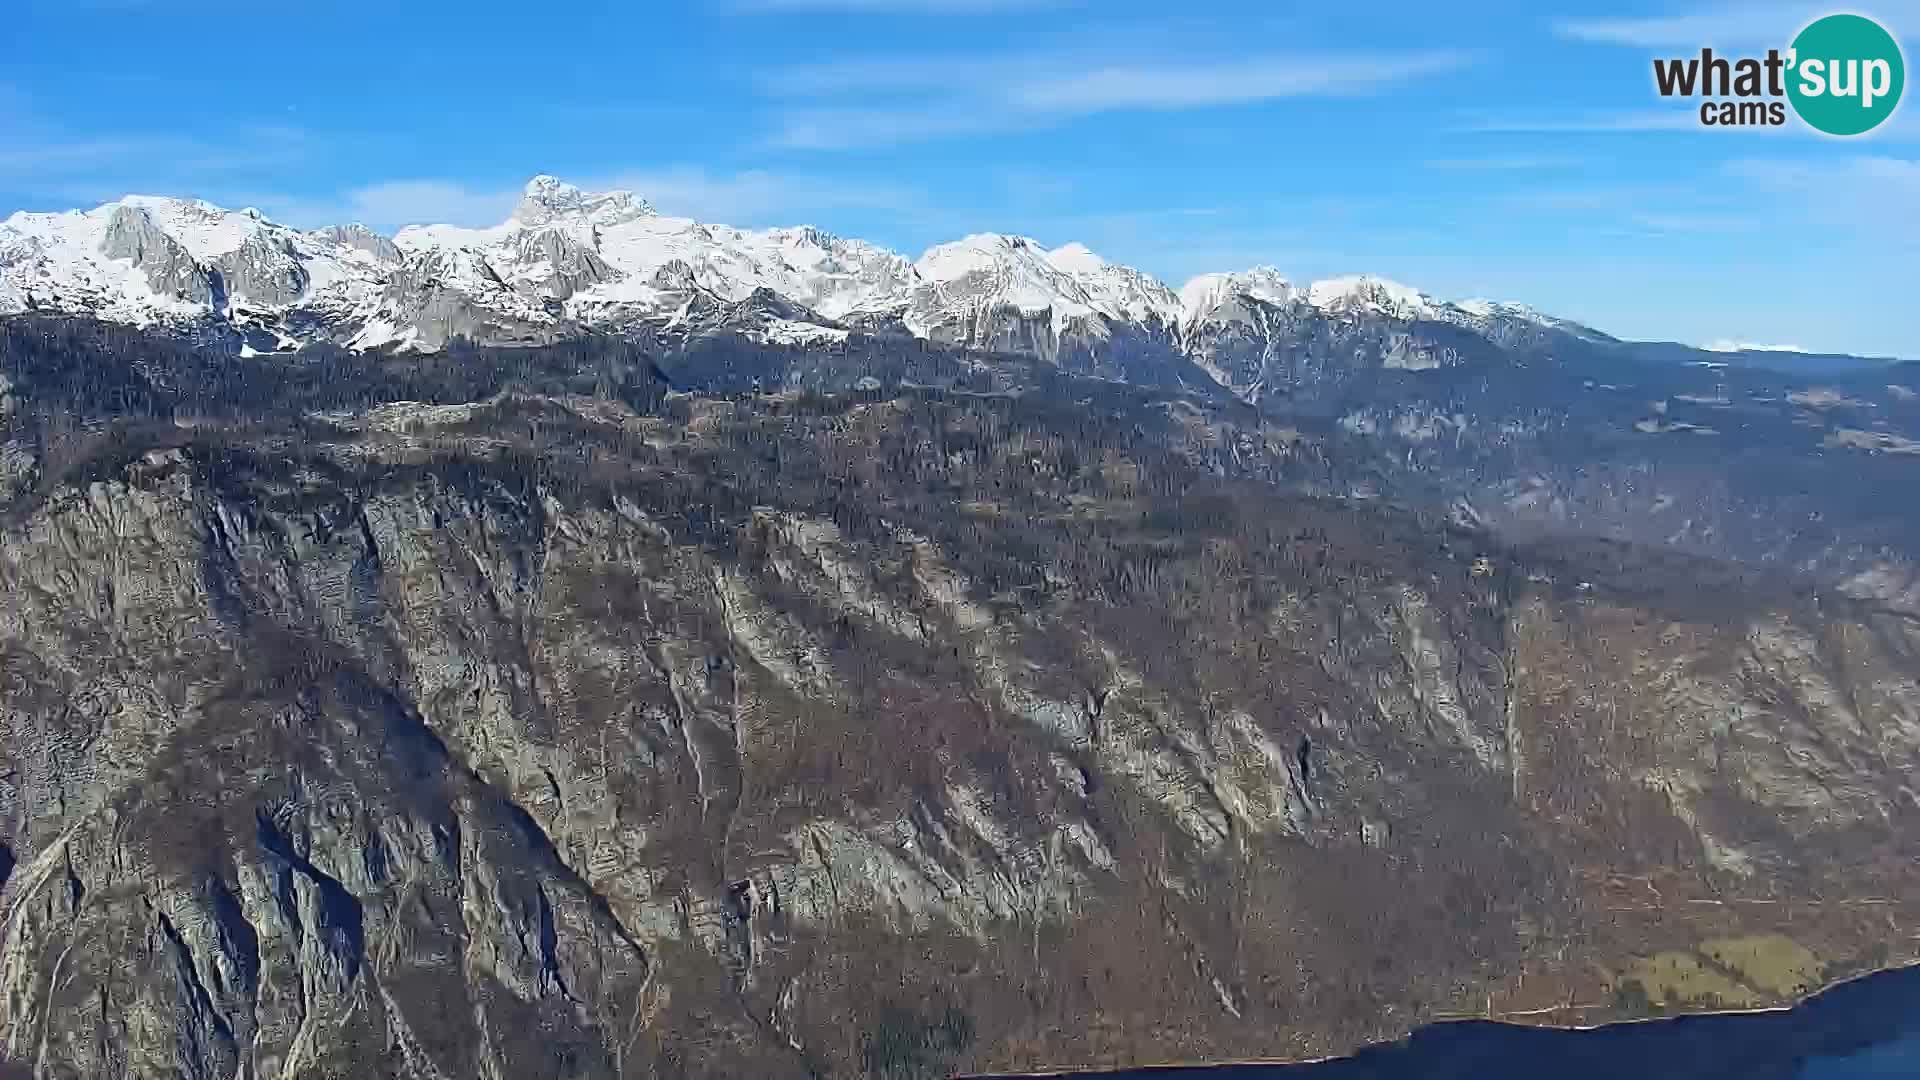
[0,320,1916,1078]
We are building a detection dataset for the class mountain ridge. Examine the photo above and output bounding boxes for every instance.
[13,174,1886,377]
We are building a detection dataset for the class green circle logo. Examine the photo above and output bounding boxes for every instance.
[1787,13,1905,135]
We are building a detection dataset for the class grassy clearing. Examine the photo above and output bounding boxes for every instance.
[1623,951,1764,1009]
[1700,934,1821,997]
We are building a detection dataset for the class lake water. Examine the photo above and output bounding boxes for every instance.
[995,963,1920,1079]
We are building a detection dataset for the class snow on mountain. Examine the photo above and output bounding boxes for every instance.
[1043,242,1182,326]
[394,177,915,328]
[1304,274,1435,320]
[1703,339,1809,354]
[855,233,1191,357]
[0,196,396,331]
[1456,298,1608,341]
[888,233,1099,333]
[0,174,1603,366]
[1178,267,1295,326]
[0,203,208,322]
[515,174,655,229]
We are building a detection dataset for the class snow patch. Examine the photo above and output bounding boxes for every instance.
[1704,339,1808,353]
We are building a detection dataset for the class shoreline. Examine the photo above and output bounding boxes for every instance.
[963,958,1920,1079]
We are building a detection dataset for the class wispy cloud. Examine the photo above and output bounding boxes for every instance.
[764,49,1476,149]
[1727,154,1920,191]
[1006,53,1474,111]
[0,128,315,180]
[1464,109,1920,137]
[1457,109,1705,133]
[1723,155,1920,241]
[769,105,1023,151]
[276,180,522,230]
[1553,7,1801,49]
[0,85,320,210]
[1625,211,1754,234]
[1553,1,1920,49]
[1469,179,1767,240]
[1476,156,1918,245]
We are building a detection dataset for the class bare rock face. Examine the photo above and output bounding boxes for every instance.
[0,326,1917,1078]
[311,223,403,265]
[98,205,215,305]
[1178,291,1471,403]
[209,231,310,308]
[359,248,562,350]
[507,227,615,301]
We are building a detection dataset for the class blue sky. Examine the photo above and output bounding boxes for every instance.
[3,0,1917,356]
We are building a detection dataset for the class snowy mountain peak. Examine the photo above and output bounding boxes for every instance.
[914,233,1045,272]
[906,234,1105,322]
[1178,267,1296,324]
[912,234,1047,285]
[1306,275,1433,318]
[512,175,654,229]
[1043,242,1108,275]
[765,225,844,251]
[311,223,402,264]
[112,195,280,260]
[1458,298,1608,340]
[1047,243,1182,326]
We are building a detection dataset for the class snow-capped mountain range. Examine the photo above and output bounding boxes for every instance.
[0,173,1613,384]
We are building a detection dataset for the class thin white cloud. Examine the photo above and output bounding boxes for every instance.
[1554,8,1799,49]
[767,104,1025,151]
[1006,52,1474,111]
[0,85,321,210]
[1727,154,1920,191]
[1462,109,1919,137]
[335,181,522,229]
[1554,1,1920,49]
[1626,211,1754,234]
[221,181,519,231]
[1724,156,1920,240]
[1475,181,1763,239]
[1475,156,1919,248]
[1459,110,1706,133]
[765,49,1476,149]
[1463,153,1920,249]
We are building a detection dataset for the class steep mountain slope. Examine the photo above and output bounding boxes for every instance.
[0,321,1916,1078]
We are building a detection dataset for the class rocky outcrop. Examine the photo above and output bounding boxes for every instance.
[507,227,614,301]
[97,206,215,305]
[311,224,403,264]
[209,231,310,308]
[354,248,563,349]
